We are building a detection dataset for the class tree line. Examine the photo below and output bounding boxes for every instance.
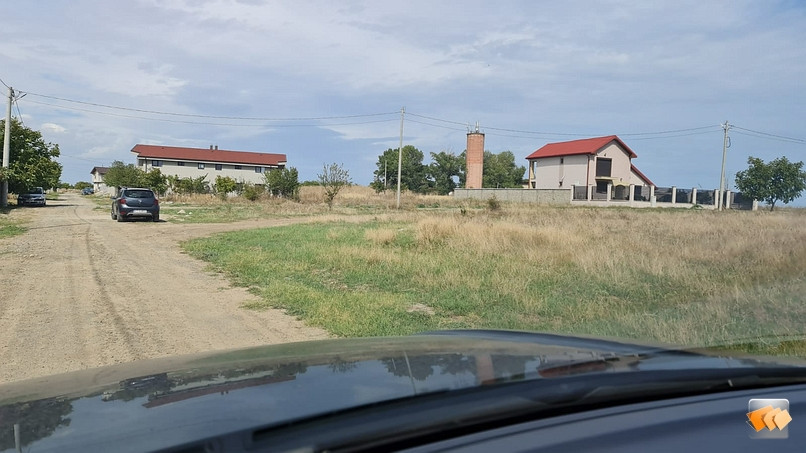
[102,161,302,199]
[369,146,527,195]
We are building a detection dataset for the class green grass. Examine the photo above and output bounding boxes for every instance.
[181,209,806,356]
[0,214,26,239]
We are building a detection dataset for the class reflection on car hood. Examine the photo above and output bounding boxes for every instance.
[0,330,802,453]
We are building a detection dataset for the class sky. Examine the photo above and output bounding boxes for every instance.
[1,0,805,199]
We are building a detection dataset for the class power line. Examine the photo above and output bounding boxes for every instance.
[25,98,398,128]
[23,91,398,121]
[407,111,719,138]
[13,98,24,127]
[732,130,806,145]
[732,126,805,144]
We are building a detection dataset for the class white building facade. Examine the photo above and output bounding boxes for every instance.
[132,144,287,186]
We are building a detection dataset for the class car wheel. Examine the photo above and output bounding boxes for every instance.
[116,212,124,222]
[152,214,160,222]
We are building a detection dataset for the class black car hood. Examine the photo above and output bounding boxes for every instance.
[0,330,801,453]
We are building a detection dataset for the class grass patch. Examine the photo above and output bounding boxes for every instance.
[182,207,806,356]
[151,187,485,224]
[0,213,26,239]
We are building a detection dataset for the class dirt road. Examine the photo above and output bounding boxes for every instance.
[0,193,329,384]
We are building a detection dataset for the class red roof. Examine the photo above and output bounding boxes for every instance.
[526,135,637,160]
[131,145,286,167]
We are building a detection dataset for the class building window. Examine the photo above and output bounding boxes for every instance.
[255,166,263,173]
[177,161,185,167]
[234,165,242,170]
[596,158,612,177]
[152,160,162,167]
[198,163,205,169]
[215,164,223,171]
[560,158,564,164]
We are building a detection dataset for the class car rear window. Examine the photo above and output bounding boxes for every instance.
[124,190,154,198]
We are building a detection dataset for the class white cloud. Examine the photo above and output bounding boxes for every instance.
[40,123,66,133]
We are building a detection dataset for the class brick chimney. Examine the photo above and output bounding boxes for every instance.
[466,123,484,189]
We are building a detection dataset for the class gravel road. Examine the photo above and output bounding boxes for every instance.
[0,193,329,384]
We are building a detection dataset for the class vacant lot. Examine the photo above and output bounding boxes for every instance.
[183,205,806,356]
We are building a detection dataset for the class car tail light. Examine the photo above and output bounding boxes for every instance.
[154,199,159,205]
[119,198,126,205]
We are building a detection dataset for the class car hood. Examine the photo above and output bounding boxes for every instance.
[0,330,802,452]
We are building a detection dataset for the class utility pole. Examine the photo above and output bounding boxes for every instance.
[1,86,13,208]
[718,121,731,211]
[396,106,405,209]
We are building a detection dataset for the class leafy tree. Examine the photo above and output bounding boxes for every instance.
[427,151,465,195]
[265,167,300,199]
[318,163,351,209]
[74,181,93,190]
[0,118,62,193]
[482,151,526,188]
[735,156,806,211]
[103,161,143,189]
[370,146,428,193]
[142,168,168,195]
[175,175,209,194]
[214,175,237,199]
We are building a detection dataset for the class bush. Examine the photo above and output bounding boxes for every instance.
[215,176,237,200]
[242,183,265,201]
[487,196,501,212]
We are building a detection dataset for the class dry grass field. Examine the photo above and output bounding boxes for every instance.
[181,192,806,356]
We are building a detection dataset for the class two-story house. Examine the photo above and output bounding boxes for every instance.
[131,144,287,186]
[525,135,653,198]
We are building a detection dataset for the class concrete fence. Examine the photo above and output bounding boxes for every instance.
[453,185,758,210]
[453,188,572,204]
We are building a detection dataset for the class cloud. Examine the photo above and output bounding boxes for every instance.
[40,123,66,133]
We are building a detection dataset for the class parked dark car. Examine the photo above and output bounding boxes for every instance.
[81,187,94,195]
[111,187,159,222]
[16,187,46,207]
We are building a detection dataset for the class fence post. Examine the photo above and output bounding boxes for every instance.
[587,184,593,201]
[726,191,732,210]
[752,199,758,211]
[606,183,612,202]
[714,189,719,208]
[671,186,677,204]
[692,188,697,205]
[629,184,635,202]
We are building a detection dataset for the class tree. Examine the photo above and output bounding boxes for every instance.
[370,146,429,193]
[0,118,62,193]
[74,181,93,190]
[214,175,237,199]
[318,163,351,209]
[265,167,300,199]
[103,161,143,189]
[142,168,168,195]
[482,151,526,188]
[427,151,465,195]
[735,156,806,211]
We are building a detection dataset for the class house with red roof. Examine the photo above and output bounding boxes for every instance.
[525,135,653,198]
[131,144,287,186]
